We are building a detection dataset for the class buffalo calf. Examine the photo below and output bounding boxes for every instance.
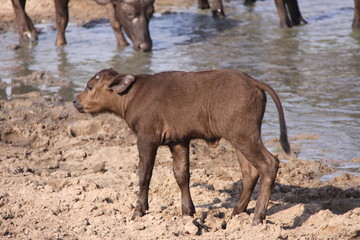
[73,68,291,225]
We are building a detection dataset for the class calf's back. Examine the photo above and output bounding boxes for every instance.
[124,69,266,144]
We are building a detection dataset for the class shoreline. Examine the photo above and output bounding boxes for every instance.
[1,90,360,239]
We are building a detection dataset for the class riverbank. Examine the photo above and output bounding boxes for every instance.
[0,84,360,240]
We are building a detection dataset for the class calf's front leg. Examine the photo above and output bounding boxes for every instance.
[132,139,158,219]
[169,141,195,216]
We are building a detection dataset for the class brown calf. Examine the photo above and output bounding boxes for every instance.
[73,68,291,225]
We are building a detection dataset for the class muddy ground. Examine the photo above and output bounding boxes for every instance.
[1,0,360,239]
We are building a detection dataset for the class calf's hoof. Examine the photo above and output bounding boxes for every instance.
[252,218,263,226]
[182,206,196,217]
[131,209,146,220]
[231,207,247,217]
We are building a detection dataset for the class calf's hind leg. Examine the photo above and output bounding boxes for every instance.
[232,138,279,225]
[232,150,259,215]
[169,142,196,216]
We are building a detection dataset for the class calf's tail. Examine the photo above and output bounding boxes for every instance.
[253,79,291,154]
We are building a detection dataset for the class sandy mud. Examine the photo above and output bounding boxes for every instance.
[1,84,360,240]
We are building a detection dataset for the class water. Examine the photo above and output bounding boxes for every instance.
[0,0,359,178]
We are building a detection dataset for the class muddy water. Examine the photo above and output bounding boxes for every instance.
[0,0,359,178]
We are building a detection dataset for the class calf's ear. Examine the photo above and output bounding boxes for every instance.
[108,74,135,94]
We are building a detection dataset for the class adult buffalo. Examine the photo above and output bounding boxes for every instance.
[203,0,360,30]
[273,0,360,28]
[12,0,305,52]
[12,0,360,52]
[11,0,154,52]
[199,0,307,27]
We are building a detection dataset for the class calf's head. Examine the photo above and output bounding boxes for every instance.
[115,0,154,52]
[73,68,135,114]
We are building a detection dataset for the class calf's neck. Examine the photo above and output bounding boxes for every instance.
[73,68,291,225]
